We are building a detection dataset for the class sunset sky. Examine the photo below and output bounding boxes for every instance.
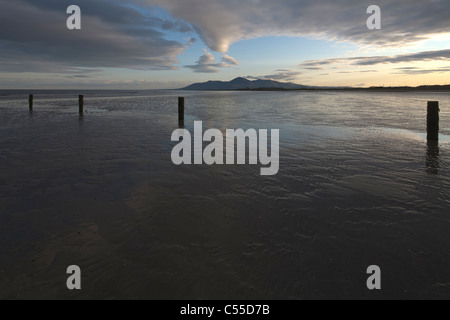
[1,0,449,89]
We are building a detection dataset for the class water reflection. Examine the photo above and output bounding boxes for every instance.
[426,140,440,175]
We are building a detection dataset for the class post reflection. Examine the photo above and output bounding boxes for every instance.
[426,140,440,175]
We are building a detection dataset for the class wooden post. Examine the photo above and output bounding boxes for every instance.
[178,97,185,121]
[427,101,439,141]
[426,140,440,175]
[79,95,84,115]
[178,97,185,127]
[29,94,33,111]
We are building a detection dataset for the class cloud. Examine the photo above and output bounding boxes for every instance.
[354,49,450,66]
[300,49,450,69]
[393,66,450,75]
[248,69,302,81]
[66,74,92,79]
[0,0,195,73]
[303,67,323,70]
[147,0,450,52]
[2,0,449,80]
[184,50,239,73]
[186,37,198,45]
[185,49,218,73]
[222,54,240,66]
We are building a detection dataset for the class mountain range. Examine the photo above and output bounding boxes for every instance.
[180,77,450,92]
[181,77,310,90]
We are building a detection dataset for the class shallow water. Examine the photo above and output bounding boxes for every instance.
[0,90,449,299]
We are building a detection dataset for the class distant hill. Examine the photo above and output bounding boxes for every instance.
[181,77,310,90]
[180,77,450,92]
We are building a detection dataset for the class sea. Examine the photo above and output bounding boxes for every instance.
[0,89,449,299]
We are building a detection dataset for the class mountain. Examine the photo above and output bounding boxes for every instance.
[181,77,309,90]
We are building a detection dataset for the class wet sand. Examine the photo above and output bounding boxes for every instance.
[0,90,450,299]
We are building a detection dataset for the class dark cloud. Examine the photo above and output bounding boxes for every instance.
[247,70,302,81]
[354,49,450,66]
[186,38,197,46]
[0,0,194,73]
[2,0,449,77]
[148,0,450,52]
[19,0,193,32]
[393,66,450,75]
[300,49,450,68]
[303,67,323,70]
[66,74,92,78]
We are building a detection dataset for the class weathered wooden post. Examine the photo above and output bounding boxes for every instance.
[29,94,33,111]
[178,97,185,127]
[427,101,439,141]
[178,97,185,121]
[79,95,84,115]
[426,140,440,175]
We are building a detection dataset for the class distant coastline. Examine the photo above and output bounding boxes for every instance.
[236,85,450,92]
[180,77,450,92]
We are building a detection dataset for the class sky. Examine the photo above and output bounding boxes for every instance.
[0,0,449,89]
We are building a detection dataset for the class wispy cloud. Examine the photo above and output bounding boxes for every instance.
[222,54,240,66]
[248,69,302,82]
[394,66,450,75]
[300,49,450,69]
